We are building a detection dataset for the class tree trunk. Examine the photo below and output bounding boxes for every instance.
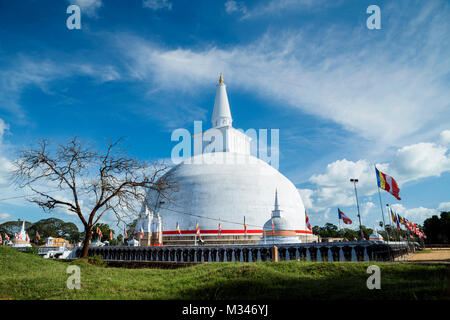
[81,227,93,259]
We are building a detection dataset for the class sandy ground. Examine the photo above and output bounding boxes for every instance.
[408,249,450,261]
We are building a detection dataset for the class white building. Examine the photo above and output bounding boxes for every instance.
[10,221,31,248]
[138,75,312,245]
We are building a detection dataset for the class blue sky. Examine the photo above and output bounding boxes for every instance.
[0,0,449,234]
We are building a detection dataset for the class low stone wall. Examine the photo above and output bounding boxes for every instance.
[71,241,411,263]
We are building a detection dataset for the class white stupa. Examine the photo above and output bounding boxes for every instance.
[11,221,32,248]
[138,75,312,245]
[259,190,301,244]
[369,228,384,241]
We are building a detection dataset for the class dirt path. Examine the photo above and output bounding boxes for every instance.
[408,249,450,262]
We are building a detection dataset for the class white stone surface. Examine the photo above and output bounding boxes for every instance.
[147,152,306,233]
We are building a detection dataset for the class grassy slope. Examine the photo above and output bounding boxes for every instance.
[0,246,449,300]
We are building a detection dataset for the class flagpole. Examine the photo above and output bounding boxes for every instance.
[377,185,390,244]
[386,203,393,241]
[350,179,364,240]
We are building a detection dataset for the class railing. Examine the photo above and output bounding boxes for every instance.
[69,241,411,263]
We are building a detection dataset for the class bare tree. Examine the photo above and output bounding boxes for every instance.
[13,137,173,258]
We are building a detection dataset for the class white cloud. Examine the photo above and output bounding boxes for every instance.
[390,204,437,224]
[307,159,380,209]
[440,130,450,146]
[143,0,172,10]
[225,1,247,14]
[390,142,450,182]
[0,57,120,118]
[361,201,375,218]
[0,212,10,220]
[242,0,330,19]
[117,0,449,148]
[0,118,13,187]
[438,202,450,212]
[297,188,314,210]
[70,0,102,18]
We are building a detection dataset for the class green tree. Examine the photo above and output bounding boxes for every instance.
[27,218,80,244]
[93,223,112,242]
[423,212,450,244]
[0,220,32,236]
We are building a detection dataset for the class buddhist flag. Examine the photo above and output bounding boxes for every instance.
[391,209,397,223]
[109,229,113,241]
[0,234,2,244]
[124,227,128,239]
[305,212,312,231]
[195,222,201,238]
[338,208,352,224]
[244,216,247,235]
[96,227,103,238]
[4,233,9,241]
[176,222,181,235]
[36,231,40,241]
[140,226,144,240]
[375,167,401,200]
[218,221,222,235]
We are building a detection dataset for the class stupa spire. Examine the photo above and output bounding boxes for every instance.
[272,189,282,218]
[211,74,232,128]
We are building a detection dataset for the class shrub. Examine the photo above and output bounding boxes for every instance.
[87,254,106,267]
[24,247,39,255]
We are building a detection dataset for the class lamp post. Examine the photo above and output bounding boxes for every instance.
[350,178,364,240]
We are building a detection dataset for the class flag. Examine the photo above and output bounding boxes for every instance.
[124,227,128,239]
[305,212,312,231]
[0,234,2,244]
[26,234,29,242]
[14,233,17,239]
[244,216,247,235]
[375,167,401,200]
[109,229,113,241]
[176,222,181,235]
[391,209,397,223]
[96,227,103,238]
[218,221,222,235]
[4,233,9,241]
[195,222,201,238]
[338,208,352,224]
[36,231,40,241]
[140,226,144,240]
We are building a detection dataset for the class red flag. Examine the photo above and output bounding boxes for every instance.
[109,229,113,241]
[244,216,247,235]
[338,208,352,224]
[376,167,401,200]
[195,222,201,239]
[305,212,312,231]
[124,227,128,239]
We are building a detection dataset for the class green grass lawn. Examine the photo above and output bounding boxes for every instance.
[1,246,449,300]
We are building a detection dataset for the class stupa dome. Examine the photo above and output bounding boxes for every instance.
[139,75,311,245]
[149,152,306,236]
